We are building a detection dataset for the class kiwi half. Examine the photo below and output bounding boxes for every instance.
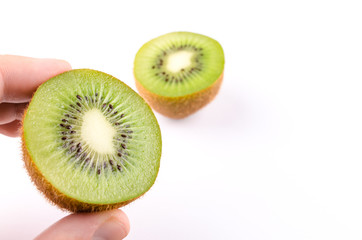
[21,69,161,212]
[134,32,225,119]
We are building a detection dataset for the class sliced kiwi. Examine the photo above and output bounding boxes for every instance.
[134,31,224,119]
[21,69,162,212]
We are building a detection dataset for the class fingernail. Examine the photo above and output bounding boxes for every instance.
[93,217,127,240]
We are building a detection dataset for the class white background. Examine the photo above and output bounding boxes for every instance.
[1,0,362,239]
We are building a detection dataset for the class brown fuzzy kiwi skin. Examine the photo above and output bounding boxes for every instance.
[135,72,224,119]
[21,107,141,213]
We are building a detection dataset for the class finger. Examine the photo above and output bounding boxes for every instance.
[0,102,28,124]
[0,55,71,103]
[35,209,130,240]
[0,120,21,137]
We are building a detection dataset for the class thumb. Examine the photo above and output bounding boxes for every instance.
[35,209,130,240]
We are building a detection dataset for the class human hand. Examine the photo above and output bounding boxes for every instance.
[0,55,71,137]
[0,55,130,239]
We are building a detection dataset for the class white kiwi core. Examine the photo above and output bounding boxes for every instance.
[81,108,116,154]
[166,51,194,73]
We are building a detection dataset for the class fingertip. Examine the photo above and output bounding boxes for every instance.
[35,209,130,240]
[43,58,72,72]
[32,57,72,81]
[93,212,130,240]
[0,55,72,102]
[106,209,130,234]
[59,59,72,70]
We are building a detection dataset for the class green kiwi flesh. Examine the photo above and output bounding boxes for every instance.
[134,31,224,118]
[22,69,162,212]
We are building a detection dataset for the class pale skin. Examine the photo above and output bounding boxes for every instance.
[0,55,130,240]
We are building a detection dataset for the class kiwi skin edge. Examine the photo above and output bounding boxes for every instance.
[21,105,146,213]
[135,72,224,119]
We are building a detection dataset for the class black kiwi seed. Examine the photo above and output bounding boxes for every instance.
[77,102,81,107]
[76,95,82,101]
[117,165,122,171]
[121,143,126,149]
[61,137,67,140]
